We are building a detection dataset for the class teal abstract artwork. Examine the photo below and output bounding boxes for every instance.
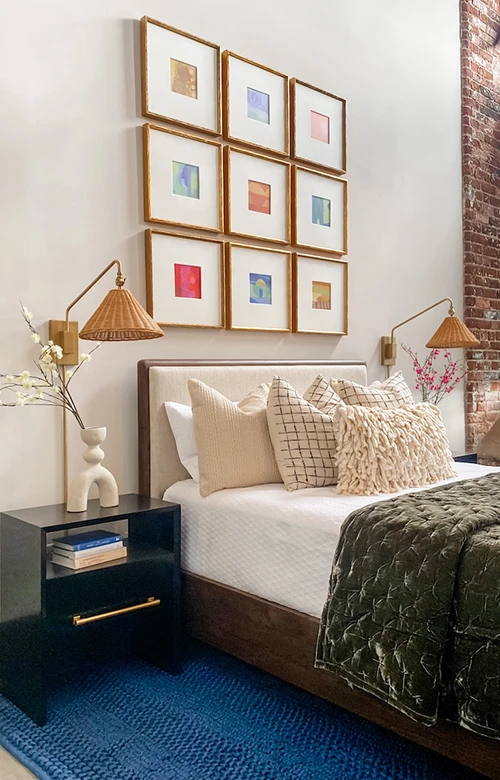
[312,195,331,227]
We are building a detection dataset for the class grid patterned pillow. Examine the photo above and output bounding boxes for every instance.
[303,374,344,415]
[267,377,342,491]
[332,371,413,409]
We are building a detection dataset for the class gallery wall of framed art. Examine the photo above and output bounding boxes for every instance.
[139,15,349,337]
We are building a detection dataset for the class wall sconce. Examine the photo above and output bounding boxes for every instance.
[381,298,480,376]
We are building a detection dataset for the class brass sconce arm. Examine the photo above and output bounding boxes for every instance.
[389,298,455,342]
[50,260,126,366]
[381,298,455,371]
[380,296,480,379]
[64,260,125,330]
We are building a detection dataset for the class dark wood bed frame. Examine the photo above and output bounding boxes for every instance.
[138,359,499,780]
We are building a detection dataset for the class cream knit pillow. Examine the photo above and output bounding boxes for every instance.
[189,379,281,497]
[333,371,413,408]
[267,376,343,491]
[334,403,457,496]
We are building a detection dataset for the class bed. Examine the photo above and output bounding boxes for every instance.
[138,359,500,779]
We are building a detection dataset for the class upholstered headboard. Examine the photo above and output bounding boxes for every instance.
[137,359,367,499]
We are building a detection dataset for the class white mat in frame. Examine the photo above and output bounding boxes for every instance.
[292,165,348,255]
[141,16,221,135]
[291,79,346,174]
[222,51,289,156]
[224,147,290,244]
[143,124,223,232]
[293,253,347,335]
[145,229,225,328]
[226,243,292,332]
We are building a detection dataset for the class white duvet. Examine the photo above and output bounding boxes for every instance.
[164,462,500,618]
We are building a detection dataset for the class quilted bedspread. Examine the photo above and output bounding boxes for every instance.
[315,473,500,739]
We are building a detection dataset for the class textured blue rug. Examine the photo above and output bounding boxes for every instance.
[0,640,487,780]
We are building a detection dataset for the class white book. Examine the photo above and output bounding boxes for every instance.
[51,547,127,570]
[52,541,124,560]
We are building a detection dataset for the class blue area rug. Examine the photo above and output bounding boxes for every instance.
[0,640,487,780]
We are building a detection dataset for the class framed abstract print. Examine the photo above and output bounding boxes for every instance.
[291,79,346,174]
[226,243,291,332]
[141,17,221,135]
[225,147,290,244]
[144,124,223,232]
[222,52,289,156]
[293,254,347,335]
[292,165,347,254]
[145,229,225,328]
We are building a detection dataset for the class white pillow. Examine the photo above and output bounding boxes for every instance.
[164,402,199,482]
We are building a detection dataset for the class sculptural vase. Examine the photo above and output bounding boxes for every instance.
[67,426,119,513]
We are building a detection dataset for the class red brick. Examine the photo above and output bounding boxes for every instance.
[462,0,500,448]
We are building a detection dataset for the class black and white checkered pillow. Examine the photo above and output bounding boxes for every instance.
[332,371,413,409]
[267,376,341,491]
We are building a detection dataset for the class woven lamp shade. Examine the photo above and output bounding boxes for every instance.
[425,315,480,349]
[79,288,163,341]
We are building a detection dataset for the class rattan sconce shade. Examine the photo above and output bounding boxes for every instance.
[425,315,480,349]
[79,288,163,341]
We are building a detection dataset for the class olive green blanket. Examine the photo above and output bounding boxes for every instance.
[315,473,500,739]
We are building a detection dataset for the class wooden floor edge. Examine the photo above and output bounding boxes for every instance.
[183,573,500,780]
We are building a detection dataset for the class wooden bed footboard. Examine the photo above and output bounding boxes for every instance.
[183,573,500,780]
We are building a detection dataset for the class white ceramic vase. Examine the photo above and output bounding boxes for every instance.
[67,426,119,513]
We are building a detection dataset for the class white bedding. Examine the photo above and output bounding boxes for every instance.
[163,463,500,618]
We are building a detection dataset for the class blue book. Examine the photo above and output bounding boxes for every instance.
[53,529,122,552]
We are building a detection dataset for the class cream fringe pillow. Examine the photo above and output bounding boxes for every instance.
[334,403,457,496]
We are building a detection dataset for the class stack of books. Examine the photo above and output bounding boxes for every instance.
[51,529,127,570]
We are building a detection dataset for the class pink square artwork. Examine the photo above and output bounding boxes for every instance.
[310,110,330,144]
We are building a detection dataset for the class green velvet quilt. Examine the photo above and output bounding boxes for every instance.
[315,473,500,739]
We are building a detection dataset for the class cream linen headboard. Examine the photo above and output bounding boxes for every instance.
[138,359,367,499]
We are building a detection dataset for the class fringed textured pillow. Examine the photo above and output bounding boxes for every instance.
[334,402,457,496]
[333,371,413,408]
[267,376,344,491]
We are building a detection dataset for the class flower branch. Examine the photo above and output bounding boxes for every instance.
[0,305,101,428]
[401,343,466,405]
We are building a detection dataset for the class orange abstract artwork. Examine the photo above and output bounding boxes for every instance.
[312,280,331,310]
[248,180,271,214]
[170,58,198,99]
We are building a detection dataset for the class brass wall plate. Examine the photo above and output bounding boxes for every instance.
[48,320,79,365]
[380,336,397,367]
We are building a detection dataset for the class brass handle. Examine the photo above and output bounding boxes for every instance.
[73,596,160,626]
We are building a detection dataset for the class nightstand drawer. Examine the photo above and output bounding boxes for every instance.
[45,553,173,623]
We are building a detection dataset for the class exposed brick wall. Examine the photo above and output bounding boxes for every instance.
[461,0,500,451]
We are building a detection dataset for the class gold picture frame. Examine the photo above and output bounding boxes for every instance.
[292,165,348,255]
[143,123,224,232]
[222,51,289,157]
[226,242,292,332]
[290,78,347,174]
[145,229,226,329]
[224,146,291,245]
[141,16,221,136]
[292,253,348,335]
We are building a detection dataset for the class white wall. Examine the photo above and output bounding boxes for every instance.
[0,0,464,511]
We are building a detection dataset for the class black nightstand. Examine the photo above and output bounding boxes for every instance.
[0,494,181,726]
[453,452,478,464]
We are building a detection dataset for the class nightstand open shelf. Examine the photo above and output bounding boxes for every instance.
[0,494,182,726]
[45,539,173,580]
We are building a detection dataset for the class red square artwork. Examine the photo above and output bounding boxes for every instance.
[174,264,202,299]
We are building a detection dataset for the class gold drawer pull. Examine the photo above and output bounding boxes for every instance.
[73,597,160,626]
